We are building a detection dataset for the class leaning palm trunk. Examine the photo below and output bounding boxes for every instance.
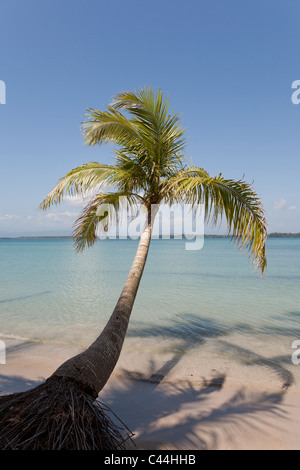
[0,208,155,450]
[53,207,155,397]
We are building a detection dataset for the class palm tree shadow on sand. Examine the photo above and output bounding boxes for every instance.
[99,312,295,449]
[101,371,287,450]
[125,313,295,388]
[0,374,44,396]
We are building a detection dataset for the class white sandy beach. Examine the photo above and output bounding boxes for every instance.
[1,337,300,450]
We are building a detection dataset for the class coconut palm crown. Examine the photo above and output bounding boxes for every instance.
[41,87,267,272]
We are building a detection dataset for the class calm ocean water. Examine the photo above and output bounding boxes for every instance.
[0,237,300,384]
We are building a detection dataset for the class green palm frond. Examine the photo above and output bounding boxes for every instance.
[40,162,121,209]
[114,150,149,192]
[111,87,186,172]
[166,167,267,273]
[73,192,145,252]
[81,106,142,148]
[111,87,171,127]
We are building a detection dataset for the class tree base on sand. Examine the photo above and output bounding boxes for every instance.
[0,376,133,450]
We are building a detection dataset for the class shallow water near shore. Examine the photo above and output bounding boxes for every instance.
[0,238,300,389]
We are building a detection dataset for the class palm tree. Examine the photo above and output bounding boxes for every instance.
[0,87,267,450]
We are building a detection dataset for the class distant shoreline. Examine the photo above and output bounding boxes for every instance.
[1,233,300,239]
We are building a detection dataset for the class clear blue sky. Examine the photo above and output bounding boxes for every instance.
[0,0,299,235]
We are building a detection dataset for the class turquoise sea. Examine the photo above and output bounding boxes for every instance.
[0,238,300,386]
